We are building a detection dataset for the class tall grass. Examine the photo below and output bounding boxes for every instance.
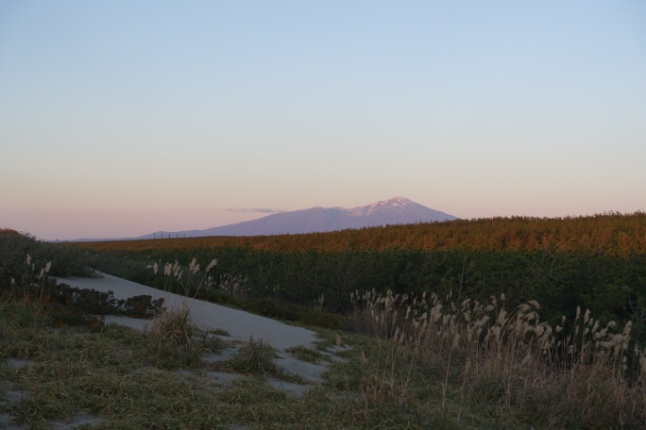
[144,257,225,368]
[148,257,217,297]
[349,289,646,428]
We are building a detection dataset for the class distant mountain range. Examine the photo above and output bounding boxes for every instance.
[138,197,458,239]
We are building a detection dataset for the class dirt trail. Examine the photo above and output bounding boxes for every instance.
[57,273,318,351]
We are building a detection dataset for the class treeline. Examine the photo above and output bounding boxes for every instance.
[79,212,646,255]
[74,213,646,339]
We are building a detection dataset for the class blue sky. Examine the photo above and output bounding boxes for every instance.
[1,1,645,240]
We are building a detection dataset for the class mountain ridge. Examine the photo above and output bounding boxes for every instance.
[138,197,457,239]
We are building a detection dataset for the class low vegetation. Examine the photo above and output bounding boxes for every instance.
[228,337,280,376]
[74,213,646,340]
[1,216,645,428]
[348,289,646,428]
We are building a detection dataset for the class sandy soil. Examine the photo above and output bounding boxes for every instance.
[56,273,318,352]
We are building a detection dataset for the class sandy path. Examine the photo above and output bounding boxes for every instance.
[56,273,318,351]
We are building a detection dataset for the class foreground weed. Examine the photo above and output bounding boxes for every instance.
[229,336,279,376]
[145,303,218,368]
[349,289,646,429]
[146,258,228,367]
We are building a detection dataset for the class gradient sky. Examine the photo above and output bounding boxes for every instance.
[1,1,645,240]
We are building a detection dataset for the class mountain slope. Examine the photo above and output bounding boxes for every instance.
[140,197,457,239]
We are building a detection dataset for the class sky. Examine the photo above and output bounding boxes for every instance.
[1,1,645,241]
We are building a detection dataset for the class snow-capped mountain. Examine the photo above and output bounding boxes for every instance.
[139,197,457,239]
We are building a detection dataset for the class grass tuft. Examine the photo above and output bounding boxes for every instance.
[229,337,279,376]
[145,303,215,368]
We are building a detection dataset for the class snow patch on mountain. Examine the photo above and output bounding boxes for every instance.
[347,197,419,216]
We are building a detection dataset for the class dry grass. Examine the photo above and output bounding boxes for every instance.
[3,247,644,428]
[349,289,646,428]
[147,304,194,352]
[5,291,616,430]
[229,336,280,376]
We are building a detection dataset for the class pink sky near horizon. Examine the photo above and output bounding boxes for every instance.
[1,1,645,241]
